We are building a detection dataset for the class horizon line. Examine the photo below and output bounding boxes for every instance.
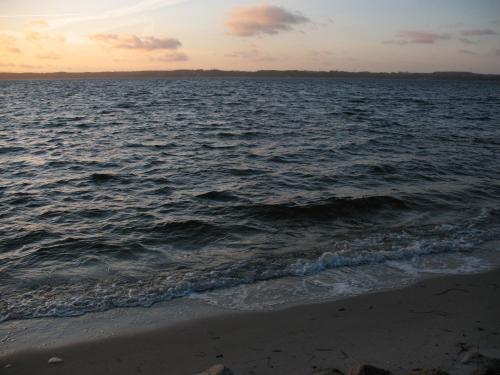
[1,69,500,80]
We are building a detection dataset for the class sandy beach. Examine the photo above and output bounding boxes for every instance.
[1,268,499,375]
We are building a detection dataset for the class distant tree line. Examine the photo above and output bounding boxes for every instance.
[1,70,499,81]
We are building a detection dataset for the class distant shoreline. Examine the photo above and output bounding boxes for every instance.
[1,69,500,81]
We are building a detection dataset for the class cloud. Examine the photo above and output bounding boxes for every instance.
[150,52,189,62]
[441,22,463,29]
[461,28,497,36]
[459,37,477,45]
[382,31,451,45]
[225,47,276,62]
[395,31,451,44]
[0,34,21,53]
[226,5,309,37]
[36,52,60,60]
[459,49,479,55]
[25,31,65,43]
[25,31,41,42]
[90,33,181,50]
[18,64,44,69]
[29,19,49,28]
[6,47,21,53]
[0,0,190,29]
[0,62,44,69]
[381,39,409,45]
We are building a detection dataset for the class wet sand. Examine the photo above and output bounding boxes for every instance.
[1,269,500,375]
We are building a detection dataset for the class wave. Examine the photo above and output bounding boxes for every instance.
[90,172,118,183]
[150,219,234,245]
[241,195,409,221]
[0,214,491,322]
[196,191,238,201]
[0,146,26,154]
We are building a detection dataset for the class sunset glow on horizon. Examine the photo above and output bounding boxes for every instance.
[1,0,499,74]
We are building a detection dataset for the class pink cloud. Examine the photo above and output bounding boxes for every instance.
[150,52,189,62]
[383,31,451,45]
[90,34,181,50]
[226,5,309,37]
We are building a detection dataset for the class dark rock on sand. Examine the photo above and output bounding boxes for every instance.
[462,352,500,375]
[312,368,345,375]
[196,364,234,375]
[462,352,487,364]
[462,352,500,366]
[406,369,450,375]
[469,367,500,375]
[349,364,392,375]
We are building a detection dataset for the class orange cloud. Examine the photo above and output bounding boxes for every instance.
[25,31,41,42]
[226,5,309,37]
[90,34,181,50]
[25,31,65,43]
[29,19,49,28]
[0,34,21,54]
[7,47,21,53]
[36,52,60,60]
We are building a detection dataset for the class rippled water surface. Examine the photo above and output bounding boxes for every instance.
[1,78,500,321]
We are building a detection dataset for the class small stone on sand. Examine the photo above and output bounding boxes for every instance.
[196,364,234,375]
[406,369,450,375]
[462,352,486,364]
[48,356,63,365]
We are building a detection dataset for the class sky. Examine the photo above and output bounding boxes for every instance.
[1,0,499,73]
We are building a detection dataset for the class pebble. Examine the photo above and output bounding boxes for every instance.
[48,356,64,365]
[195,364,233,375]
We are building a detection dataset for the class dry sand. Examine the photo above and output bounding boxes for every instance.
[1,269,499,375]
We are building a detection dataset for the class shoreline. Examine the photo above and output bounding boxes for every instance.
[1,267,499,375]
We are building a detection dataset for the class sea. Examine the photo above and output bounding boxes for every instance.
[1,77,499,322]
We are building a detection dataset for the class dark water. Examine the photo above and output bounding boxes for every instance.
[1,78,500,321]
